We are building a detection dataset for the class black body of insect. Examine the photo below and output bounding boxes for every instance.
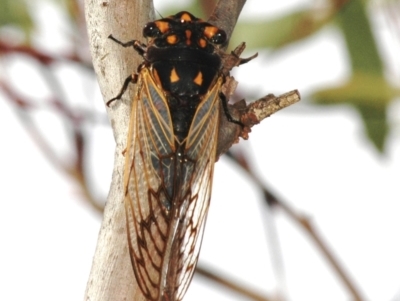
[108,11,253,301]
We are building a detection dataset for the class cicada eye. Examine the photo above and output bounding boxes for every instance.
[210,29,226,44]
[143,22,161,37]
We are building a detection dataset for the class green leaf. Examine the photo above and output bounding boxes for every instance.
[323,0,392,152]
[359,104,388,152]
[336,0,383,74]
[312,72,399,152]
[0,0,33,36]
[313,73,399,106]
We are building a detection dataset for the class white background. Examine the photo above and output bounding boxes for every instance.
[0,0,399,301]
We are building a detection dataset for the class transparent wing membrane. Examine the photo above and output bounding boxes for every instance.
[124,69,221,301]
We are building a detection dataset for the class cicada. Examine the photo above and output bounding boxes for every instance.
[108,11,254,301]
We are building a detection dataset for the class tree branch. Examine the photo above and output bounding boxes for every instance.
[84,0,154,300]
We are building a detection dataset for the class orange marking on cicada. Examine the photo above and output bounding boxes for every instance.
[203,26,219,40]
[185,30,192,45]
[166,34,178,44]
[198,38,207,48]
[193,71,203,86]
[170,68,180,83]
[155,21,170,33]
[180,12,192,22]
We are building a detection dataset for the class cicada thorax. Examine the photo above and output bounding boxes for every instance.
[142,11,226,144]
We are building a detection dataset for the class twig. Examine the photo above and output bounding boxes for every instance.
[217,89,300,158]
[196,265,273,301]
[0,41,92,69]
[275,199,365,301]
[226,152,366,301]
[0,80,105,213]
[0,80,62,169]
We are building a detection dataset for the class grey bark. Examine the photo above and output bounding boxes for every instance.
[84,1,154,300]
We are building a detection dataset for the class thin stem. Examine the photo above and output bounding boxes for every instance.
[226,152,366,301]
[196,265,273,301]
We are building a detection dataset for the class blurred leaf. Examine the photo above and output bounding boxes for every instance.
[313,72,399,151]
[322,0,392,152]
[312,73,398,153]
[0,0,33,37]
[359,104,387,152]
[313,72,399,106]
[336,0,383,74]
[230,9,330,50]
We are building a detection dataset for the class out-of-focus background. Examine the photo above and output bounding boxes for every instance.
[0,0,399,300]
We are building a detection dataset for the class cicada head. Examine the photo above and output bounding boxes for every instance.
[143,11,227,52]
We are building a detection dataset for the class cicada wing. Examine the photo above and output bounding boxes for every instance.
[124,67,222,301]
[170,78,223,301]
[124,68,175,301]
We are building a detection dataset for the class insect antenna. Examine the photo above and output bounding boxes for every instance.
[155,8,163,19]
